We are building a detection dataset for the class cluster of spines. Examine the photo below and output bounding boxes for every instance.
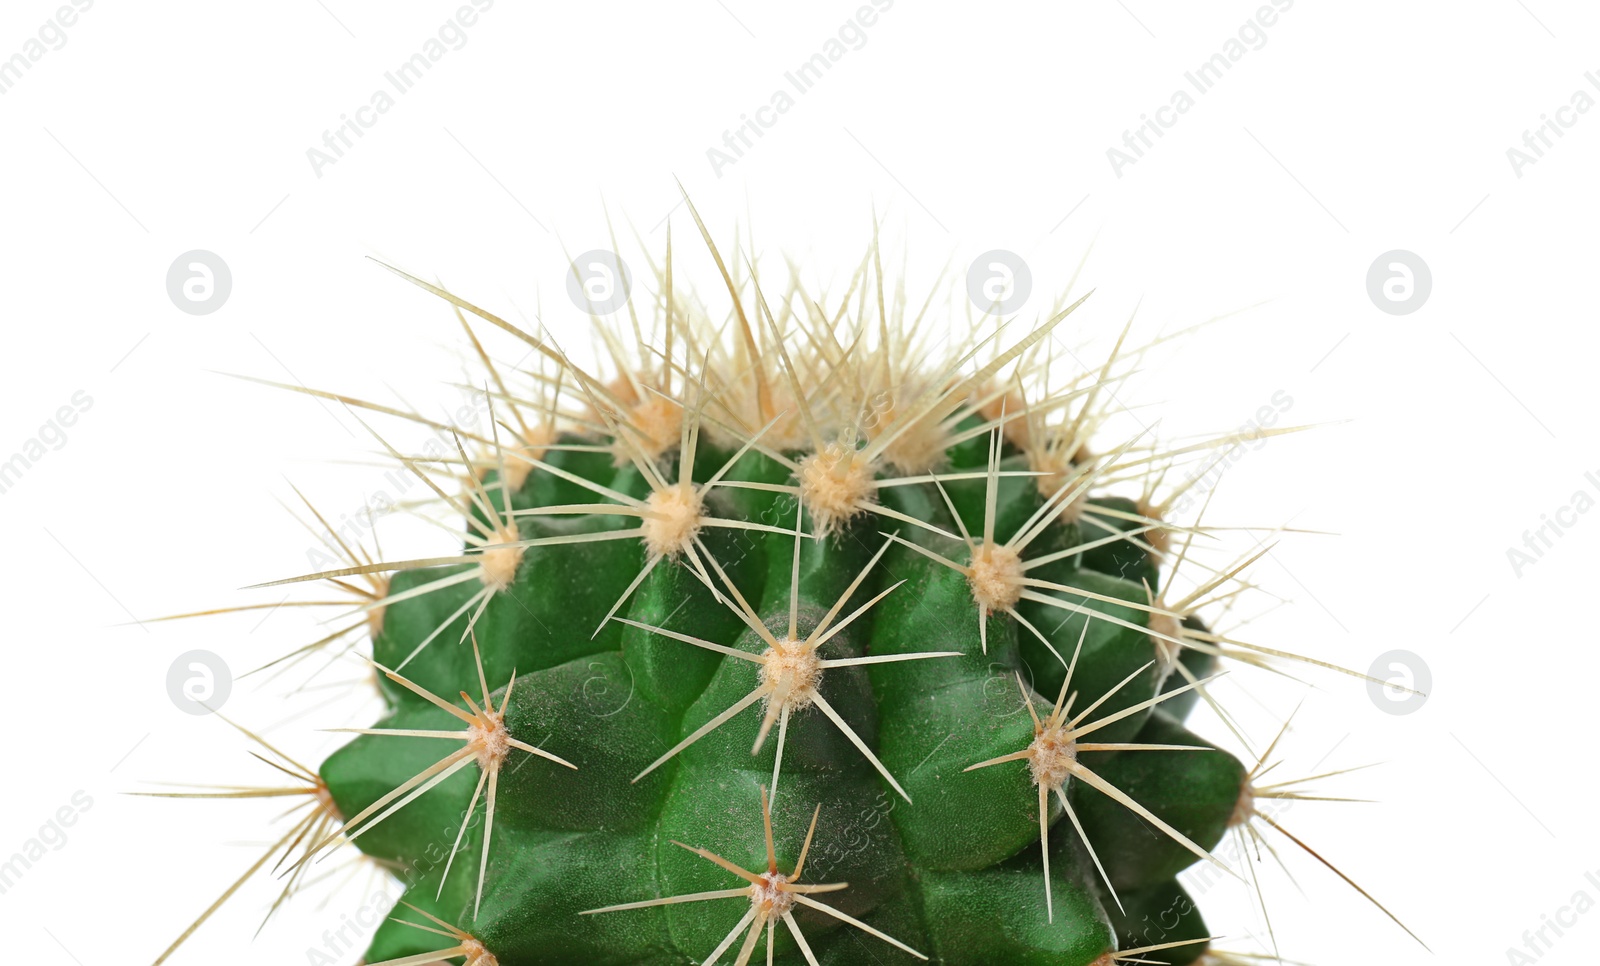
[137,206,1421,966]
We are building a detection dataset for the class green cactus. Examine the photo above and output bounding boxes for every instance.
[142,212,1421,966]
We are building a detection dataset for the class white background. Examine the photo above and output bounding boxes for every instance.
[1,1,1596,964]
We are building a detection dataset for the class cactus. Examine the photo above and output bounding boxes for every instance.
[142,207,1421,966]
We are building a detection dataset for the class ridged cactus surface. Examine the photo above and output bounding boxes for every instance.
[142,218,1421,966]
[329,416,1239,966]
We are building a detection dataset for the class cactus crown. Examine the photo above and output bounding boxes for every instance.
[140,210,1420,966]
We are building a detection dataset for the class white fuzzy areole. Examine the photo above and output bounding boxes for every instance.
[877,416,951,475]
[642,483,704,557]
[1136,498,1172,557]
[478,524,525,591]
[759,637,823,710]
[1147,610,1183,674]
[1028,727,1078,791]
[468,709,511,772]
[462,938,499,966]
[759,390,812,453]
[968,542,1024,613]
[1028,448,1090,521]
[618,395,683,464]
[798,442,877,534]
[978,388,1032,450]
[750,871,796,918]
[500,424,558,490]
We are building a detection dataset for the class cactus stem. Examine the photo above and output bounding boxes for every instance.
[887,426,1185,664]
[309,638,575,919]
[624,525,958,801]
[967,627,1237,920]
[503,399,798,636]
[151,228,1395,963]
[583,786,927,965]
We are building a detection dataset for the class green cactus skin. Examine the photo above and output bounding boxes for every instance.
[139,223,1422,966]
[320,420,1239,965]
[1069,711,1245,894]
[1095,879,1212,966]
